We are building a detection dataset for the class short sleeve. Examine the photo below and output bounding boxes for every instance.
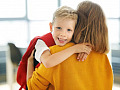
[35,39,50,63]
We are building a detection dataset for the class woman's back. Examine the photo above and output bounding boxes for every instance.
[46,43,113,90]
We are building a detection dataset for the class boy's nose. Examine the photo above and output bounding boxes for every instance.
[60,31,66,37]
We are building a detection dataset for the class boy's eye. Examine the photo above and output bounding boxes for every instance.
[56,27,62,29]
[67,29,72,31]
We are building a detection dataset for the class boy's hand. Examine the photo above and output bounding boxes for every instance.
[75,43,92,61]
[28,50,34,62]
[77,52,88,61]
[74,43,92,55]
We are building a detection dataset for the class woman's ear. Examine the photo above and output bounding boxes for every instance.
[49,22,53,32]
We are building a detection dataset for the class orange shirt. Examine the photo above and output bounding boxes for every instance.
[27,43,113,90]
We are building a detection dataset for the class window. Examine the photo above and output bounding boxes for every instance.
[107,19,119,44]
[0,0,119,45]
[0,0,25,18]
[0,0,58,46]
[29,21,50,40]
[0,21,28,46]
[27,0,58,20]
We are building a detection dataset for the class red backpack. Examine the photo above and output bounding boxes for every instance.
[16,32,55,90]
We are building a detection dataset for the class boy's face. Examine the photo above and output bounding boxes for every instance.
[50,17,76,46]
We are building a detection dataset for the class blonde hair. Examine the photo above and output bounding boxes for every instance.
[74,1,109,54]
[52,6,78,25]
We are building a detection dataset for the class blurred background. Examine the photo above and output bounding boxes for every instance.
[0,0,120,90]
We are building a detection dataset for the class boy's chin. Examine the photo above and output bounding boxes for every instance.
[57,43,67,47]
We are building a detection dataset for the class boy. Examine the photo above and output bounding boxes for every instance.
[34,6,91,68]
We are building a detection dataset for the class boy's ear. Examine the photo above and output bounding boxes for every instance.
[49,22,53,32]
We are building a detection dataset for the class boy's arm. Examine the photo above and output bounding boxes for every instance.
[27,50,34,81]
[41,43,91,68]
[27,50,50,90]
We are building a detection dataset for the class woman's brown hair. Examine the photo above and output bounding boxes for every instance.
[74,1,109,54]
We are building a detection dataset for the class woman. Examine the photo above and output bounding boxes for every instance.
[27,1,113,90]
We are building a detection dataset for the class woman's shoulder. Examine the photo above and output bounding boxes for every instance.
[88,50,109,62]
[90,50,107,56]
[49,42,75,54]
